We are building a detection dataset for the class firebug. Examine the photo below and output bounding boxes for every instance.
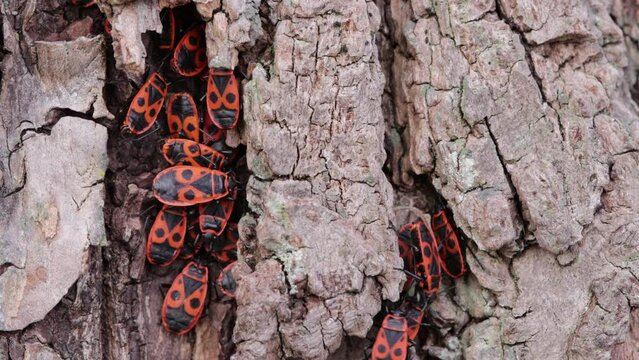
[161,262,208,335]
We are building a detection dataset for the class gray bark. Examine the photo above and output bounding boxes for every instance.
[0,0,638,359]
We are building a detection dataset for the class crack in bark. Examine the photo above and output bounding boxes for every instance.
[484,116,527,245]
[0,262,24,277]
[494,1,548,106]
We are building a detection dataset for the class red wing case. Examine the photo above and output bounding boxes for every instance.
[124,72,167,135]
[161,262,208,335]
[153,166,231,206]
[146,205,187,266]
[412,220,441,294]
[431,210,466,278]
[172,25,207,76]
[206,68,240,129]
[167,93,200,142]
[371,314,408,360]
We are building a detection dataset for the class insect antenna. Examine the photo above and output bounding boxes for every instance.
[130,123,161,142]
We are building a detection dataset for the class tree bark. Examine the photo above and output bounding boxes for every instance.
[0,0,638,359]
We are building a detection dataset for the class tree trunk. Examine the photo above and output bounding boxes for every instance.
[0,0,638,359]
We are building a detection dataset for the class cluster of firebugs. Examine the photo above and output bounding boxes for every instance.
[72,0,468,350]
[71,0,242,336]
[371,212,467,359]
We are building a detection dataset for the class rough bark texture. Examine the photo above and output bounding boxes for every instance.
[385,0,639,359]
[0,0,638,359]
[234,1,403,358]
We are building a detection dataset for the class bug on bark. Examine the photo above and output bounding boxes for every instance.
[172,25,207,77]
[123,72,168,135]
[161,261,208,335]
[146,205,187,266]
[371,314,409,360]
[166,93,200,142]
[206,68,240,130]
[431,210,466,278]
[153,166,235,206]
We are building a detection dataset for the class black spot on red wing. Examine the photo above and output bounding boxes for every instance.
[182,169,193,180]
[171,290,180,300]
[423,246,431,258]
[188,35,197,45]
[171,123,179,131]
[209,92,218,103]
[394,348,403,357]
[184,190,196,200]
[377,344,386,353]
[150,108,156,117]
[188,144,198,153]
[189,298,200,308]
[213,75,231,93]
[226,93,236,103]
[155,228,165,237]
[137,97,145,106]
[172,232,182,242]
[187,123,196,132]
